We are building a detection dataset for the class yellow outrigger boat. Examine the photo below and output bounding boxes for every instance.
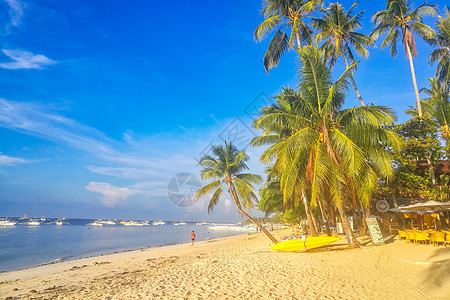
[271,236,341,252]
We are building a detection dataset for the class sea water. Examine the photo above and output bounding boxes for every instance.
[0,218,244,272]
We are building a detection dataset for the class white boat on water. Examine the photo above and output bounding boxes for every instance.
[86,221,103,227]
[123,221,145,226]
[40,217,46,221]
[102,220,117,225]
[0,218,16,226]
[196,222,208,225]
[173,222,186,225]
[26,219,40,226]
[152,221,165,226]
[95,219,116,225]
[55,218,64,226]
[19,215,29,220]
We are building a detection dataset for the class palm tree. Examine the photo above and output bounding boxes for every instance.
[311,2,375,107]
[252,87,321,236]
[253,45,399,247]
[371,0,437,117]
[427,6,450,83]
[254,0,321,72]
[195,141,278,243]
[420,77,450,154]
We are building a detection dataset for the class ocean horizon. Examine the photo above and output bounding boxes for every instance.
[0,218,249,272]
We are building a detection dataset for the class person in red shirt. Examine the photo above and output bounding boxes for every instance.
[191,231,195,246]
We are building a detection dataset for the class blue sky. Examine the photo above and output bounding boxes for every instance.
[0,0,447,221]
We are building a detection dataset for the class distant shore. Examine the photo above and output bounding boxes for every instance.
[1,229,449,299]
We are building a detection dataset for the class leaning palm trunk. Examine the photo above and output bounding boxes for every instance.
[342,54,365,107]
[406,42,423,117]
[336,203,360,247]
[301,190,318,236]
[228,182,278,243]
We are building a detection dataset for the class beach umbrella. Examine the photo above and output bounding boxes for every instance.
[401,201,450,229]
[388,206,420,228]
[402,200,450,212]
[387,206,416,213]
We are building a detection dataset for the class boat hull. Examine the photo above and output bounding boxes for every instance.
[271,236,341,252]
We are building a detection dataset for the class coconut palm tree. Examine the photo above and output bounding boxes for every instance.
[420,77,450,153]
[371,0,437,117]
[427,6,450,83]
[251,87,321,236]
[254,0,321,72]
[253,45,399,247]
[311,2,375,107]
[195,141,278,243]
[259,179,283,216]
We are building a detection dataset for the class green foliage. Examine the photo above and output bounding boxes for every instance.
[258,179,284,216]
[254,0,321,72]
[311,2,374,67]
[419,77,450,154]
[377,117,446,199]
[426,6,450,82]
[371,0,437,58]
[195,141,262,213]
[253,45,399,211]
[281,209,298,223]
[394,117,442,160]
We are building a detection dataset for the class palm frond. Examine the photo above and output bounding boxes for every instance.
[195,180,222,199]
[254,15,283,42]
[263,30,290,72]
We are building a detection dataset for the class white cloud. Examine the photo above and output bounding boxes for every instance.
[86,166,161,180]
[0,97,264,220]
[0,153,28,166]
[3,0,24,28]
[0,49,57,70]
[85,181,141,208]
[0,98,202,174]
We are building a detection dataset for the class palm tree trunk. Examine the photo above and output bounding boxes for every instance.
[317,198,331,236]
[427,154,436,186]
[295,32,302,48]
[406,42,423,117]
[358,199,370,236]
[342,54,365,106]
[301,190,318,236]
[336,203,360,247]
[228,182,278,243]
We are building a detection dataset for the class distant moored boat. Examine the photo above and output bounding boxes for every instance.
[26,219,41,226]
[0,218,16,227]
[86,221,103,227]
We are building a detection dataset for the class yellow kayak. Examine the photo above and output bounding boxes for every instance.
[271,236,341,252]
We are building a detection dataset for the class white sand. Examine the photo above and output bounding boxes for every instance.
[1,229,449,299]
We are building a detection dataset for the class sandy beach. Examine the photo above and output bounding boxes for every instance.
[1,229,449,299]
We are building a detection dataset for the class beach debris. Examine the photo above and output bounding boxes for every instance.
[92,261,110,265]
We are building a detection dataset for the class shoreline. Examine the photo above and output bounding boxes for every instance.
[0,231,252,280]
[0,226,249,274]
[1,239,194,274]
[1,229,449,299]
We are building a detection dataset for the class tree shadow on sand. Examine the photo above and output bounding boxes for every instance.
[422,247,450,288]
